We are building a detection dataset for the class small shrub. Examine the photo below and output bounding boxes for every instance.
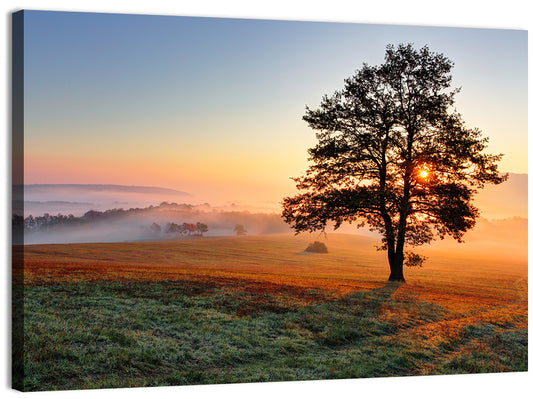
[404,251,427,268]
[305,241,328,253]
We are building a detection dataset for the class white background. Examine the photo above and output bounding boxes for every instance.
[1,1,531,398]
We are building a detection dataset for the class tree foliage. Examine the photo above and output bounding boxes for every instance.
[165,222,207,236]
[234,224,247,236]
[196,222,208,234]
[282,44,506,281]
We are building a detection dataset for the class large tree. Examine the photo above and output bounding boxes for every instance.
[282,44,506,282]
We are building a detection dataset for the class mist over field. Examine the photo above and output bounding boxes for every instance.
[20,207,527,270]
[474,173,528,219]
[21,202,291,245]
[21,174,527,218]
[19,174,527,266]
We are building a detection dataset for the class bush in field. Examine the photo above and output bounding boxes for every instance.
[305,241,328,253]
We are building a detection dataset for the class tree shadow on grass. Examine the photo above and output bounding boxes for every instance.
[289,282,403,345]
[291,281,446,348]
[335,281,402,312]
[358,281,402,301]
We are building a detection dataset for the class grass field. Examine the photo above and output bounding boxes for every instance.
[17,234,527,391]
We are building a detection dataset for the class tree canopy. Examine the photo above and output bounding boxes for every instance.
[234,224,247,236]
[282,44,506,282]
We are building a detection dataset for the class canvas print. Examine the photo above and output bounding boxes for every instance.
[12,10,527,391]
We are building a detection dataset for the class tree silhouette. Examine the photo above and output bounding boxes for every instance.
[234,224,247,236]
[165,222,180,235]
[282,44,506,282]
[150,222,162,235]
[196,222,208,235]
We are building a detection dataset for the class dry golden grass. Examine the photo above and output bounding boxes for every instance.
[21,233,527,317]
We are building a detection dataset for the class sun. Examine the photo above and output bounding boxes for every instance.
[419,170,429,179]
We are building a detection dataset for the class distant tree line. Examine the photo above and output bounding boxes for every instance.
[19,203,188,232]
[20,208,147,231]
[22,213,85,231]
[19,205,211,235]
[20,211,210,238]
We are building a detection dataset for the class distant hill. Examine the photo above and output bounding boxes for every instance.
[19,184,193,217]
[22,184,191,196]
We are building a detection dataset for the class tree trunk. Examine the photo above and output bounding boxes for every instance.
[388,250,405,282]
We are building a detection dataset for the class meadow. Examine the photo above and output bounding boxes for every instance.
[17,234,527,391]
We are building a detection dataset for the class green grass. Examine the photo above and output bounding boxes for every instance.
[22,279,527,391]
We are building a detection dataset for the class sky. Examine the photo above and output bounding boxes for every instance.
[23,10,528,211]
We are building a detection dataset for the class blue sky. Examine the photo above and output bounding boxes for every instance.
[23,10,528,208]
